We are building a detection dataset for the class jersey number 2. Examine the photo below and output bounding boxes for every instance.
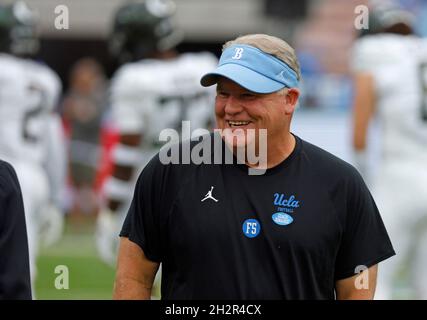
[159,92,209,130]
[22,85,47,143]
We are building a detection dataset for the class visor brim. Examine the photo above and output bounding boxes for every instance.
[200,64,286,94]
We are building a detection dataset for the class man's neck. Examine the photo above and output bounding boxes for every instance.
[231,132,296,170]
[264,132,296,169]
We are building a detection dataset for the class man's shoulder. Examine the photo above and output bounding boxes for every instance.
[25,59,58,75]
[26,61,62,99]
[0,160,15,179]
[111,59,172,95]
[111,62,149,90]
[0,160,19,197]
[0,53,20,66]
[28,60,61,85]
[353,34,404,54]
[352,34,423,71]
[0,54,24,80]
[298,136,361,181]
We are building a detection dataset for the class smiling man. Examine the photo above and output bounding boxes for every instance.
[114,34,395,300]
[205,40,300,171]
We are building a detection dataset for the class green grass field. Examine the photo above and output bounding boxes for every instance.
[35,218,116,300]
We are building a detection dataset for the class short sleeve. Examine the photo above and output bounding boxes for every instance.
[334,170,395,280]
[0,161,32,299]
[119,156,164,262]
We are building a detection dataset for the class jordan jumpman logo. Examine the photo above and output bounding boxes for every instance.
[201,186,219,202]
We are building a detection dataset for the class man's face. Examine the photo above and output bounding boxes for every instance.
[215,77,292,149]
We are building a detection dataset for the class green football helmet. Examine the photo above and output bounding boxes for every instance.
[359,1,415,37]
[110,0,183,63]
[0,1,39,56]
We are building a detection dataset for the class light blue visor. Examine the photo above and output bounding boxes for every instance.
[201,44,299,93]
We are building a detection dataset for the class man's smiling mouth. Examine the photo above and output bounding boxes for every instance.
[227,120,252,127]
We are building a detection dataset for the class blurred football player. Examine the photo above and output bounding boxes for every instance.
[0,1,66,291]
[95,0,217,275]
[351,2,427,299]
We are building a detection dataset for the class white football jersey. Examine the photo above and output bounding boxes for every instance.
[110,52,218,151]
[351,34,427,168]
[353,35,427,300]
[0,54,61,165]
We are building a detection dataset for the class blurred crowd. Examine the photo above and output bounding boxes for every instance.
[61,58,109,217]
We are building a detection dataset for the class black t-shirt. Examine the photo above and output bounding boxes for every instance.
[121,133,395,300]
[0,160,32,300]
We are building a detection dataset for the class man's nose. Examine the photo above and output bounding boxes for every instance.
[224,95,243,115]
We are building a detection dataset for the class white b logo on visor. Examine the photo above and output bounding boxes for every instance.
[232,47,244,60]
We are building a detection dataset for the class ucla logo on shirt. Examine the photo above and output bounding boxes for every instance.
[272,193,301,226]
[273,193,300,208]
[242,219,261,238]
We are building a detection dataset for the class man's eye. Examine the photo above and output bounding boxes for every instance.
[217,92,229,98]
[241,94,256,99]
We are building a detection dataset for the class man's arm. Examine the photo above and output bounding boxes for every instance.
[44,112,67,208]
[352,72,376,177]
[335,264,378,300]
[352,72,376,151]
[113,237,159,300]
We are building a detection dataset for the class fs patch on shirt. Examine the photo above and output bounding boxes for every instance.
[120,133,395,299]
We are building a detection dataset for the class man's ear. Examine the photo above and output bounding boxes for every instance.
[284,88,300,114]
